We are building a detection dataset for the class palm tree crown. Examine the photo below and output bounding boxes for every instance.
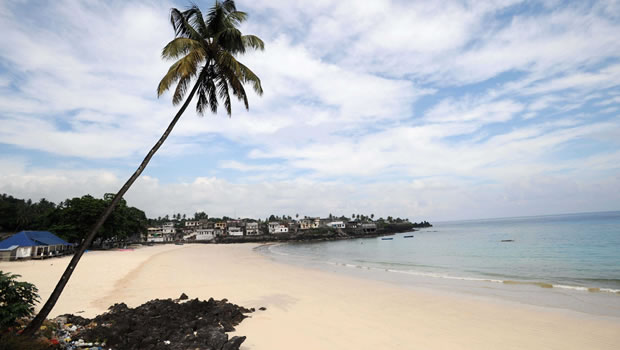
[157,0,264,116]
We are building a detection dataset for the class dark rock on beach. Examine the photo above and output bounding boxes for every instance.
[59,297,253,350]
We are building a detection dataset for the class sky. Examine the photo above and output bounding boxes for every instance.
[0,0,619,222]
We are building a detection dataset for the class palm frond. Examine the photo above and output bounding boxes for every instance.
[220,0,238,14]
[184,6,208,37]
[216,77,232,115]
[161,38,204,61]
[173,75,191,105]
[216,50,242,77]
[226,10,247,26]
[157,61,182,96]
[170,8,202,40]
[237,61,263,95]
[196,80,208,115]
[215,27,244,53]
[157,50,204,100]
[205,76,218,113]
[219,65,248,110]
[241,35,265,51]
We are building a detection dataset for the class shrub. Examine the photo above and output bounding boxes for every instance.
[0,332,51,350]
[0,270,39,331]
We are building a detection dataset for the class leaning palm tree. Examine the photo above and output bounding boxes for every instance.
[23,0,263,335]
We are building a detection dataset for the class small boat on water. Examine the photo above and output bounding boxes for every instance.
[404,235,414,238]
[381,237,393,240]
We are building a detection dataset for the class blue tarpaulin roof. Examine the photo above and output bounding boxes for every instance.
[0,231,71,249]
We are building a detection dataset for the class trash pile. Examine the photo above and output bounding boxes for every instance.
[45,294,254,350]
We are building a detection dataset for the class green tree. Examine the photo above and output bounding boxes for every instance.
[0,271,39,331]
[194,211,208,220]
[23,0,263,335]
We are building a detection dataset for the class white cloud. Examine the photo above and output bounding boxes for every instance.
[1,162,618,222]
[0,0,619,220]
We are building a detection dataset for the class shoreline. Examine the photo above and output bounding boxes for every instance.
[258,241,620,319]
[2,244,619,349]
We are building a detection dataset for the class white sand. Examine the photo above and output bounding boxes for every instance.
[1,243,619,349]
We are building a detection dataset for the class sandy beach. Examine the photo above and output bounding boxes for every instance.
[1,243,619,350]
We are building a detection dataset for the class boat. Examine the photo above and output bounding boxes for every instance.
[381,237,393,240]
[404,235,414,238]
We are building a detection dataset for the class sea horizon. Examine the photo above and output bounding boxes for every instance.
[433,209,620,225]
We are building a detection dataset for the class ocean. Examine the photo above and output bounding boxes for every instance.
[260,211,620,317]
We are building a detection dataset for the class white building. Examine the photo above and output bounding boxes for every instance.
[196,228,215,241]
[328,221,346,229]
[268,222,289,234]
[147,227,165,242]
[245,222,260,235]
[162,222,176,235]
[228,226,244,236]
[185,220,199,227]
[268,222,280,234]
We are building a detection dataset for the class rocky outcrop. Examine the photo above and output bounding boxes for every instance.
[59,297,253,350]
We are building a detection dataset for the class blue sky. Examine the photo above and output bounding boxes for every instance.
[0,0,619,221]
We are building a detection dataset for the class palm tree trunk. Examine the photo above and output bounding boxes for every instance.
[22,79,202,337]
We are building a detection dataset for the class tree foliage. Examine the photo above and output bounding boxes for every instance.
[0,193,147,245]
[158,0,264,116]
[0,271,39,331]
[48,194,147,244]
[0,194,56,232]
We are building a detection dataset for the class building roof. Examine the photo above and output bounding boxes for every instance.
[0,231,71,249]
[0,245,19,252]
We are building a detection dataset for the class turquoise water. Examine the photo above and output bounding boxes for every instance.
[266,211,620,294]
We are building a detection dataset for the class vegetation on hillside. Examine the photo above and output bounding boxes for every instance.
[0,193,147,244]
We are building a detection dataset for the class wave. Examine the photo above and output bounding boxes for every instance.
[325,261,620,295]
[263,244,620,295]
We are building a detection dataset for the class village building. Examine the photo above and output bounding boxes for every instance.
[299,218,321,230]
[162,222,176,235]
[195,228,215,241]
[228,226,244,236]
[268,222,289,234]
[227,220,242,227]
[311,218,321,228]
[147,226,173,242]
[213,228,224,236]
[0,231,73,261]
[245,222,260,235]
[184,220,199,227]
[299,219,313,230]
[268,222,280,234]
[215,222,227,230]
[361,223,377,233]
[275,225,289,233]
[328,221,346,229]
